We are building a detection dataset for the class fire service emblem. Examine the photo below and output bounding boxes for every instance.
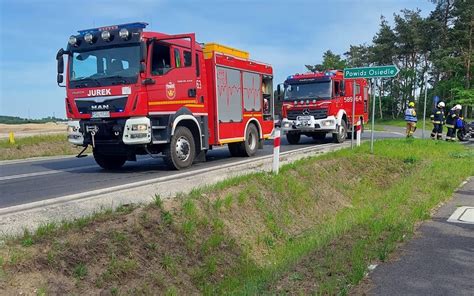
[166,82,176,99]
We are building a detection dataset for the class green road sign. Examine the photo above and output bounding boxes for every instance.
[343,65,399,79]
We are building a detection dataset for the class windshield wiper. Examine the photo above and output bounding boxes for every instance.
[105,75,128,85]
[74,77,101,87]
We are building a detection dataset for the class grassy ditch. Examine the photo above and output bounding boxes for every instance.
[0,134,87,161]
[0,139,472,295]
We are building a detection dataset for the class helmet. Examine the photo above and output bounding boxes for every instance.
[454,104,462,110]
[408,102,415,108]
[437,102,445,108]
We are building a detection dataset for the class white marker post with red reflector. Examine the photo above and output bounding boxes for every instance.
[356,120,361,147]
[273,128,281,174]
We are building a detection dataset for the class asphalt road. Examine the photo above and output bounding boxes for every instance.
[369,178,474,296]
[0,129,450,209]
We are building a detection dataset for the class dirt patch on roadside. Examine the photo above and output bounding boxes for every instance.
[0,123,67,139]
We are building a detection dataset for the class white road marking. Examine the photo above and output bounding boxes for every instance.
[0,165,98,181]
[0,142,344,216]
[447,206,474,224]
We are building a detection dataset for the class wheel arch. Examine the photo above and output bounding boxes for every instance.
[336,109,348,126]
[244,118,262,140]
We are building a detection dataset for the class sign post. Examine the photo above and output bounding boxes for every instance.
[344,65,399,153]
[370,79,376,153]
[422,76,428,139]
[351,80,356,149]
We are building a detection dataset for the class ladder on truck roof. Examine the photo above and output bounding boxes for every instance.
[203,43,249,59]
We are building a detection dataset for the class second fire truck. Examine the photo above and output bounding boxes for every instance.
[56,22,275,170]
[277,70,369,144]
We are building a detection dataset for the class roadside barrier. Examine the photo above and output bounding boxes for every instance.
[9,132,15,144]
[272,128,281,174]
[356,120,362,147]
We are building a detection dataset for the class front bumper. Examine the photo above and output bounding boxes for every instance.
[67,117,152,146]
[281,115,337,132]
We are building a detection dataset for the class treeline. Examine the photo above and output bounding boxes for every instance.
[306,0,473,119]
[0,115,67,124]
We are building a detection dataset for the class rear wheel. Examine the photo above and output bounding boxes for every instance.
[333,120,347,143]
[239,124,259,157]
[93,150,127,170]
[286,132,301,145]
[164,126,196,170]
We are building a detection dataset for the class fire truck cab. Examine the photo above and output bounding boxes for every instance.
[56,23,275,170]
[278,70,369,144]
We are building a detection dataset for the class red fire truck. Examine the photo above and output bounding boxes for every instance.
[56,23,275,170]
[277,70,369,143]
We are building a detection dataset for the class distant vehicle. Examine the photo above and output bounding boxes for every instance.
[56,23,275,170]
[456,118,473,141]
[276,70,369,144]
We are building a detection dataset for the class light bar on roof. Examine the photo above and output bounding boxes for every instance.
[77,22,149,35]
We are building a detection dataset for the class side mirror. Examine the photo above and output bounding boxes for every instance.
[140,61,146,73]
[57,74,64,84]
[339,81,345,96]
[140,42,147,62]
[56,48,64,74]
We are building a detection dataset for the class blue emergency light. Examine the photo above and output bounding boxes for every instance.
[78,22,149,35]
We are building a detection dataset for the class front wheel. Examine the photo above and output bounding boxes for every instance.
[333,121,347,143]
[286,132,301,145]
[93,150,127,170]
[164,126,196,170]
[457,129,469,142]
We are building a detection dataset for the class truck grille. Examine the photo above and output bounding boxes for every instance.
[75,96,128,114]
[287,109,328,120]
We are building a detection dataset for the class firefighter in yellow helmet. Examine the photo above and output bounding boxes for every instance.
[404,101,417,138]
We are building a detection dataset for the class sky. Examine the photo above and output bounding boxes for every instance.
[0,0,435,119]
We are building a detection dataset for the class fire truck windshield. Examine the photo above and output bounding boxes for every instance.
[284,81,331,101]
[69,45,140,87]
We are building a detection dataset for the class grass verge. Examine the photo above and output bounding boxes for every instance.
[0,134,88,160]
[0,139,472,295]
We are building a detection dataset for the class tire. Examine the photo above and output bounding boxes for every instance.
[286,132,301,145]
[457,130,468,142]
[333,120,347,143]
[312,133,326,140]
[239,124,259,157]
[164,126,196,170]
[93,150,127,170]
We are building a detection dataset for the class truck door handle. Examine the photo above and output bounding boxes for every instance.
[188,88,197,98]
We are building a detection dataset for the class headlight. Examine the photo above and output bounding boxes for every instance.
[84,33,94,44]
[68,36,78,46]
[68,126,80,133]
[119,28,130,40]
[284,122,291,128]
[321,120,334,127]
[132,124,148,131]
[101,30,111,41]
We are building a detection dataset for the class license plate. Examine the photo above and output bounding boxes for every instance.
[297,116,311,121]
[91,111,110,118]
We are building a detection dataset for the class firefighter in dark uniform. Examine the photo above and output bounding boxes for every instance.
[430,101,445,140]
[445,104,462,141]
